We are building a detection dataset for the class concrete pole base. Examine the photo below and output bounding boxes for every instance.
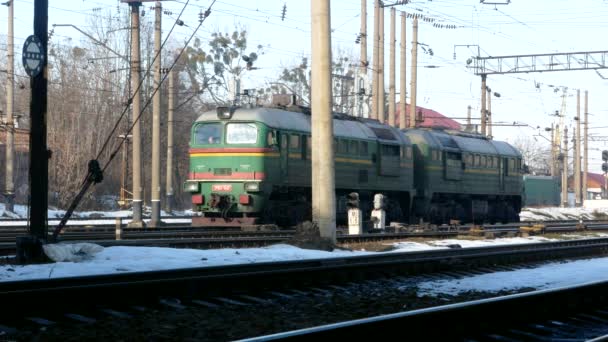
[164,194,173,215]
[148,201,164,228]
[4,194,14,213]
[16,236,47,264]
[128,201,146,228]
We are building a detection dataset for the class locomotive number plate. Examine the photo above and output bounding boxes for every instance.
[212,184,233,192]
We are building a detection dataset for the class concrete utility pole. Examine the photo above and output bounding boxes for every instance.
[487,87,492,139]
[466,105,472,130]
[311,0,336,243]
[388,8,396,127]
[165,65,175,213]
[583,90,588,203]
[480,75,487,136]
[562,127,569,208]
[409,15,418,128]
[360,0,367,73]
[371,0,379,120]
[128,2,145,228]
[399,11,406,129]
[378,6,385,123]
[575,89,581,206]
[4,0,14,213]
[149,1,163,227]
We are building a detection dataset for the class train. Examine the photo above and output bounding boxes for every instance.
[183,99,523,227]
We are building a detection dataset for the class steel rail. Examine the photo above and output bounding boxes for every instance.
[2,237,608,321]
[243,279,608,341]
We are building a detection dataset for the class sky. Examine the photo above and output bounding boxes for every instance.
[2,0,608,172]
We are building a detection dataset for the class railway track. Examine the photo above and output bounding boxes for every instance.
[2,237,608,340]
[0,219,607,256]
[250,279,608,341]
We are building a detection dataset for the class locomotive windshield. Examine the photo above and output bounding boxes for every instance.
[195,123,222,145]
[226,123,258,144]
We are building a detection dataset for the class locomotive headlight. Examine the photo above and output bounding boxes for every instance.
[184,181,200,193]
[244,182,260,192]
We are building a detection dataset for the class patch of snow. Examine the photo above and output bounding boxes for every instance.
[520,206,608,221]
[417,257,608,296]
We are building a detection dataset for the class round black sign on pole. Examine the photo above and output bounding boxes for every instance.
[22,35,45,77]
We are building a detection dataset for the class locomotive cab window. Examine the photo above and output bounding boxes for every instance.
[195,123,222,145]
[290,134,300,150]
[406,147,412,159]
[226,123,258,144]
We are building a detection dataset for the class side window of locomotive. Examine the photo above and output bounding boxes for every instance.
[350,140,359,155]
[382,144,400,156]
[195,123,222,145]
[475,154,481,167]
[226,122,258,144]
[360,142,368,156]
[290,134,300,150]
[466,154,473,166]
[338,139,348,155]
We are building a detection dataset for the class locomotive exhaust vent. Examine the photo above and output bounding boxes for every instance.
[214,168,232,176]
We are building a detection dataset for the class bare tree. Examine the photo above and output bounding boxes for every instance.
[511,135,552,175]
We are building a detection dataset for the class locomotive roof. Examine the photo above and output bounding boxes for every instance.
[403,129,521,157]
[195,107,411,145]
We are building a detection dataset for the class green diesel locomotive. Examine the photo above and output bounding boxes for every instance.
[184,104,522,227]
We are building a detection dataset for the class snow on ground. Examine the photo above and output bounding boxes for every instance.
[0,235,573,283]
[417,257,608,297]
[0,203,193,226]
[520,206,608,221]
[0,244,372,282]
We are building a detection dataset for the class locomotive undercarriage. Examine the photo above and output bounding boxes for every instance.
[262,186,411,227]
[414,193,521,225]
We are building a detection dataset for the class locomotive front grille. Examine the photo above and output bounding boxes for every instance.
[214,168,232,176]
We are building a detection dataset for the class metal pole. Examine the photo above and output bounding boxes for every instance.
[165,66,175,213]
[562,127,568,207]
[17,0,49,262]
[409,16,418,128]
[466,105,471,131]
[378,6,385,123]
[575,89,581,206]
[311,0,336,243]
[360,0,367,74]
[487,87,492,139]
[388,8,395,127]
[5,0,14,213]
[399,11,406,130]
[128,2,145,228]
[583,90,588,203]
[149,1,163,227]
[550,123,555,177]
[371,0,379,120]
[480,75,487,136]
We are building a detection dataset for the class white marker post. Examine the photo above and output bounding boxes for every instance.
[347,192,362,235]
[371,194,386,230]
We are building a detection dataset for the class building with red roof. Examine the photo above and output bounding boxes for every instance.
[394,103,462,130]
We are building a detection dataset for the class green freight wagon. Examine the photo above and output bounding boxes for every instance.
[523,175,560,207]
